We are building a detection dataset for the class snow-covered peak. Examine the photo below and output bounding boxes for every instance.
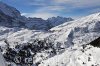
[38,13,100,66]
[0,1,21,18]
[48,12,100,47]
[51,12,100,31]
[0,2,74,30]
[25,17,73,30]
[5,12,100,47]
[47,16,73,27]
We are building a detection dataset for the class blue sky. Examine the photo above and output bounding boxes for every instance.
[2,0,100,19]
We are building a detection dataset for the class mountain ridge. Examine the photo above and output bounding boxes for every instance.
[0,1,73,30]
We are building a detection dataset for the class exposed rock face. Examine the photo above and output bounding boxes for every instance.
[0,2,21,18]
[90,37,100,47]
[26,17,49,30]
[0,1,26,28]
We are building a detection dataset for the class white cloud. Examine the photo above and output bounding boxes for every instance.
[54,0,100,8]
[43,6,66,11]
[22,0,100,19]
[28,0,49,6]
[54,0,69,3]
[29,2,46,6]
[21,12,57,20]
[32,6,67,13]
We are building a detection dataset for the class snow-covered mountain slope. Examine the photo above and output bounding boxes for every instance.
[4,12,100,47]
[0,1,21,18]
[0,1,27,28]
[5,12,100,66]
[49,13,100,46]
[38,13,100,66]
[39,37,100,66]
[39,44,100,66]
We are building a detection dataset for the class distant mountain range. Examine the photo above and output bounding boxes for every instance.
[0,2,73,30]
